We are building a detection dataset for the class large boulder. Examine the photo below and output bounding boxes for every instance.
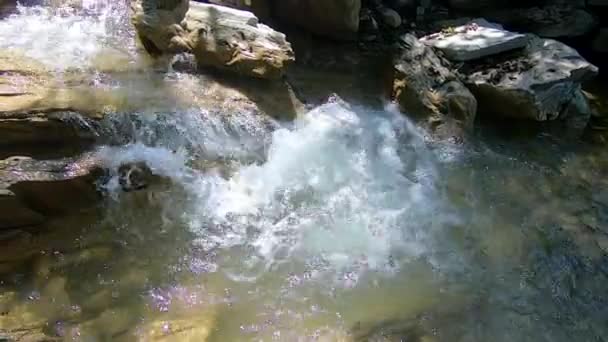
[185,2,294,79]
[463,37,598,121]
[133,1,294,79]
[273,0,361,41]
[0,154,163,231]
[391,34,477,142]
[0,52,108,145]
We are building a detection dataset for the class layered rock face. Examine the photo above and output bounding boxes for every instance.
[463,37,598,121]
[0,156,102,230]
[391,34,477,142]
[186,2,294,79]
[133,0,294,79]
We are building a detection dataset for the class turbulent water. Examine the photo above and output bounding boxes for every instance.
[1,2,608,341]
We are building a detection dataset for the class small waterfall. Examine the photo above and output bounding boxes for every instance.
[91,100,461,283]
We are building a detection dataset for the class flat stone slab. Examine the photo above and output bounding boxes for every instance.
[420,19,530,61]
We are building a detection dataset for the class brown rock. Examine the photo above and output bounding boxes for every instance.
[0,155,103,230]
[186,2,294,79]
[391,34,477,142]
[464,37,598,121]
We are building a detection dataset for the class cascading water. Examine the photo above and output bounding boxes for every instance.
[1,1,608,341]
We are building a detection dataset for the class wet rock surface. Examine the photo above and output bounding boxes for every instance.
[186,2,294,79]
[0,155,102,230]
[462,37,598,121]
[134,0,295,79]
[391,34,477,142]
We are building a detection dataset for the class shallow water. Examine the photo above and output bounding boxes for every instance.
[1,2,608,341]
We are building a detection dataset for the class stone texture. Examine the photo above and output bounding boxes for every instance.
[273,0,361,41]
[377,7,402,28]
[133,1,294,79]
[132,0,191,55]
[0,51,113,146]
[186,2,294,79]
[0,0,16,17]
[391,34,477,142]
[486,6,597,39]
[0,155,103,230]
[464,37,599,121]
[420,19,529,62]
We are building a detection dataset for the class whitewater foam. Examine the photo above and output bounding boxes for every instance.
[0,1,135,70]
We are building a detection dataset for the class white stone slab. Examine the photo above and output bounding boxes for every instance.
[420,19,530,61]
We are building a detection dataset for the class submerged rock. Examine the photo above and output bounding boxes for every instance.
[0,51,122,146]
[463,37,599,121]
[118,161,156,192]
[376,6,402,29]
[0,155,102,230]
[186,2,294,79]
[420,19,529,62]
[134,311,216,341]
[391,34,477,142]
[273,0,361,41]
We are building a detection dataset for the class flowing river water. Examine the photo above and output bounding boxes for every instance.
[1,1,608,341]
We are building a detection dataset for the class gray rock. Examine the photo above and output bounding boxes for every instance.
[420,19,529,62]
[377,7,402,28]
[133,1,295,79]
[391,34,477,142]
[186,2,295,79]
[0,155,103,230]
[118,161,155,192]
[464,37,599,121]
